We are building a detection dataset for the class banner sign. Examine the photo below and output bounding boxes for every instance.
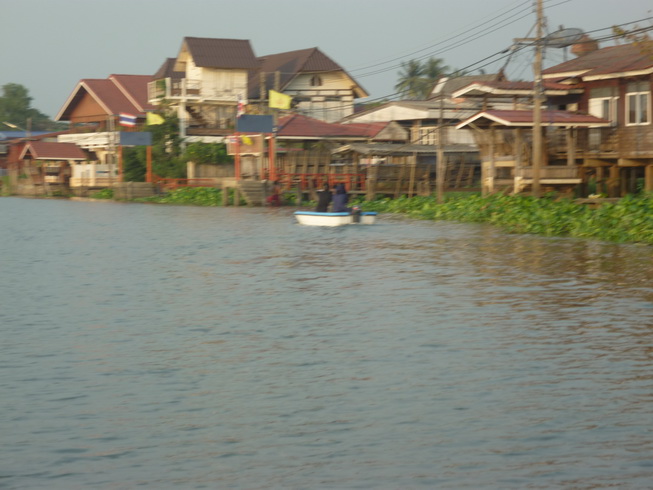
[236,115,274,133]
[120,132,152,146]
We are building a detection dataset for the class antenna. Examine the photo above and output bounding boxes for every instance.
[545,27,584,48]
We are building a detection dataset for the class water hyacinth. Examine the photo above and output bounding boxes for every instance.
[357,193,653,245]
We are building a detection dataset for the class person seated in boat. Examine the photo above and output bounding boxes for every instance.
[332,183,350,213]
[315,183,332,212]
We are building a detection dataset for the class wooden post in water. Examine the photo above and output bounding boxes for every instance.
[394,162,406,198]
[645,164,653,193]
[146,145,152,183]
[436,96,445,203]
[408,153,417,198]
[234,186,240,207]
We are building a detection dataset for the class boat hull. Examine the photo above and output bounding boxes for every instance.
[294,211,377,226]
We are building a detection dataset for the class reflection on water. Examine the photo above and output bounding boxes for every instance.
[1,197,652,489]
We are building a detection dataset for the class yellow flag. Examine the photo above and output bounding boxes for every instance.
[269,90,292,110]
[146,113,165,125]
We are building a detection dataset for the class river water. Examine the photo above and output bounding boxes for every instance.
[1,197,653,489]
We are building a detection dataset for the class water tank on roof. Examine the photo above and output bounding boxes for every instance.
[571,35,599,57]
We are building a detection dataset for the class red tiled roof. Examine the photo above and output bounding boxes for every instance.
[277,114,387,138]
[249,47,366,99]
[56,75,153,121]
[20,141,87,160]
[543,43,653,78]
[82,79,140,115]
[182,37,259,69]
[110,74,156,112]
[457,109,611,128]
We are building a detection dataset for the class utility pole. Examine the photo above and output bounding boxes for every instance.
[532,0,544,197]
[436,94,445,203]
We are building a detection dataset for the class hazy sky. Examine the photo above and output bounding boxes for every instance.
[2,0,652,119]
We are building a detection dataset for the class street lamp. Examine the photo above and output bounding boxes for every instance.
[2,119,31,138]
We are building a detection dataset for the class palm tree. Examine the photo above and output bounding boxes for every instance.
[422,57,450,82]
[394,59,426,99]
[395,57,452,99]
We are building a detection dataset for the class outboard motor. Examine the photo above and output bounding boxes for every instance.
[351,205,362,223]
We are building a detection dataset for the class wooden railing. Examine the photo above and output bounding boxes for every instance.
[276,172,367,191]
[148,78,241,103]
[153,176,220,190]
[516,166,580,179]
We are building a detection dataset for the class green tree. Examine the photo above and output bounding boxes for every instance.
[0,83,63,131]
[422,58,450,83]
[394,59,427,99]
[121,113,186,181]
[183,142,232,165]
[394,57,452,99]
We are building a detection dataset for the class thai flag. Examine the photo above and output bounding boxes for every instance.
[119,113,137,127]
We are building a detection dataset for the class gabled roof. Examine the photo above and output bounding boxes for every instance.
[109,74,156,112]
[452,80,583,98]
[542,43,653,80]
[332,142,476,156]
[249,47,367,99]
[277,113,390,139]
[430,74,504,98]
[176,37,259,70]
[55,75,154,121]
[341,98,478,124]
[19,141,88,160]
[153,58,184,80]
[456,109,611,129]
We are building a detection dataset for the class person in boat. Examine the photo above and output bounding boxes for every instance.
[332,183,350,213]
[315,183,332,212]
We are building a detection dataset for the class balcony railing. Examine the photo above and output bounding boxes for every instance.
[148,78,242,104]
[516,166,580,180]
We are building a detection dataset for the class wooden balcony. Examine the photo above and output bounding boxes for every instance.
[516,166,580,182]
[547,126,653,160]
[148,78,242,104]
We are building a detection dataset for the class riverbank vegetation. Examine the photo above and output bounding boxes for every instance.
[357,193,653,245]
[93,186,652,245]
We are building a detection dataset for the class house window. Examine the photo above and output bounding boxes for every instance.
[310,75,322,87]
[414,127,439,145]
[626,82,650,126]
[589,88,617,125]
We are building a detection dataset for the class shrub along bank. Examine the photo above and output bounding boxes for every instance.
[357,193,653,245]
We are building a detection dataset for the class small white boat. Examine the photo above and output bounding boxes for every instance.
[294,210,377,226]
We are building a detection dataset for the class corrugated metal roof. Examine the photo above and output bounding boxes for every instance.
[183,37,259,69]
[453,80,582,98]
[277,114,387,139]
[457,109,611,128]
[430,74,503,97]
[332,143,476,156]
[543,43,653,78]
[20,141,87,160]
